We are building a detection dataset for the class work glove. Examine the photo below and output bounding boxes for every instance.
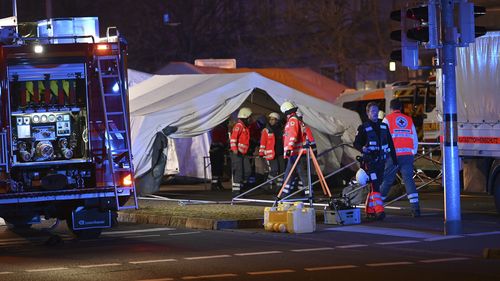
[285,150,292,157]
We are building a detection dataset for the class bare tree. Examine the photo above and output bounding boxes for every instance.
[246,0,392,85]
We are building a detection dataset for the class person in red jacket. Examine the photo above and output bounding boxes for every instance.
[230,107,252,196]
[277,101,310,200]
[380,99,420,217]
[259,112,285,193]
[293,109,317,193]
[209,120,229,191]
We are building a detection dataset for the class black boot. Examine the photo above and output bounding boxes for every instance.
[211,182,219,191]
[375,212,386,221]
[411,203,421,217]
[232,183,242,197]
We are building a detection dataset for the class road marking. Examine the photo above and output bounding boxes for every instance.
[79,263,122,268]
[102,227,175,235]
[26,267,68,272]
[325,225,436,238]
[247,269,295,275]
[0,272,13,275]
[130,259,177,264]
[184,255,231,260]
[366,261,414,267]
[304,265,358,271]
[420,257,470,263]
[466,231,500,237]
[336,244,368,249]
[424,235,463,241]
[125,234,161,239]
[291,247,334,252]
[234,251,282,256]
[137,277,174,281]
[182,273,237,280]
[376,240,420,245]
[169,232,201,236]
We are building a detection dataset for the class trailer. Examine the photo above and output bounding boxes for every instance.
[0,16,138,238]
[440,31,500,213]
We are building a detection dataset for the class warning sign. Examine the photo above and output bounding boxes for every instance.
[458,136,500,144]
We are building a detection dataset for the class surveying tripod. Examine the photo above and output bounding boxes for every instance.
[274,144,332,207]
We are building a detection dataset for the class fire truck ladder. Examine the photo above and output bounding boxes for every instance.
[97,55,138,211]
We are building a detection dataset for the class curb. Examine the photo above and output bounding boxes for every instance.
[117,212,263,230]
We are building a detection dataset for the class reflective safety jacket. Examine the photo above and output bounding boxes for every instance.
[303,125,316,148]
[363,122,391,156]
[384,110,418,156]
[259,128,276,160]
[230,120,250,154]
[283,113,307,158]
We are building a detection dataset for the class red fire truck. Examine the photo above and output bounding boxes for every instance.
[0,17,138,238]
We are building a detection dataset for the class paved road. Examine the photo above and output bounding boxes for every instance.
[1,191,499,281]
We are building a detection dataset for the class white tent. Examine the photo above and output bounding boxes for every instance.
[128,69,182,176]
[130,72,361,182]
[128,69,153,87]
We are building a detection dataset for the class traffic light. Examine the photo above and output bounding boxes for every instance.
[405,4,438,48]
[458,2,487,45]
[390,4,439,70]
[390,8,419,70]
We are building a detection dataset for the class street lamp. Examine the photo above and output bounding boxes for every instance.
[389,61,396,72]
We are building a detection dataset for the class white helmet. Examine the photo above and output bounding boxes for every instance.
[237,107,252,119]
[280,101,297,113]
[268,112,280,120]
[356,168,369,185]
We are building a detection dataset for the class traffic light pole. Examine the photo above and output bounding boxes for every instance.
[440,0,462,235]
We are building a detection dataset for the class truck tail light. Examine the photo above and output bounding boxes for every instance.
[96,44,110,51]
[122,174,133,186]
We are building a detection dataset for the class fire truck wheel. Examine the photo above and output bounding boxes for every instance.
[66,218,102,239]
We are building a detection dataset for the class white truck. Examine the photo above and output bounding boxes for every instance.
[336,31,500,213]
[442,31,500,213]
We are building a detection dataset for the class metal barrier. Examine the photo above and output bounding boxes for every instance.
[383,142,442,207]
[151,141,442,211]
[232,143,359,205]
